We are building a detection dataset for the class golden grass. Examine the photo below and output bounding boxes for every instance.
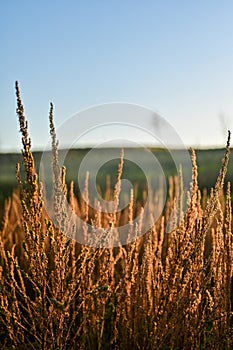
[0,82,232,349]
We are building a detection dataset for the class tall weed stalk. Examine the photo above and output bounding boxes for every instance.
[0,83,232,349]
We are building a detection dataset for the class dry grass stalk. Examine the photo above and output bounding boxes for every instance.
[0,84,232,349]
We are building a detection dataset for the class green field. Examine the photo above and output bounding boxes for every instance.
[0,147,232,217]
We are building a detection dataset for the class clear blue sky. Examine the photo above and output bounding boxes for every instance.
[1,0,233,152]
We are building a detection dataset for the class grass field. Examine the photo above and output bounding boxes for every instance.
[0,83,232,349]
[1,146,232,218]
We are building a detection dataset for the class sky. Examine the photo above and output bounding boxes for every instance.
[1,0,233,152]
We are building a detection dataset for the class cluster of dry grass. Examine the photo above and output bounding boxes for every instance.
[0,83,232,349]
